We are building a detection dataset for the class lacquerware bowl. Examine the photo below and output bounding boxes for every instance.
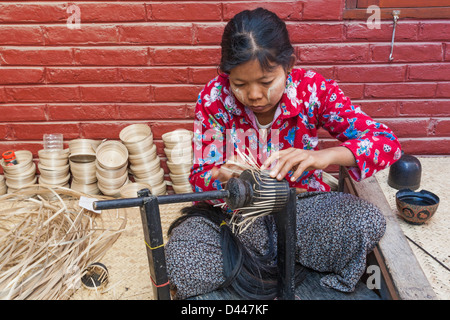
[150,181,167,196]
[96,170,129,190]
[0,175,7,195]
[172,183,193,194]
[128,144,157,165]
[162,129,192,149]
[120,124,154,155]
[95,160,128,179]
[129,156,161,177]
[70,160,97,184]
[38,148,69,167]
[134,168,165,185]
[119,182,152,198]
[68,139,101,163]
[166,161,192,175]
[70,180,100,195]
[96,140,128,171]
[169,172,190,185]
[1,150,33,174]
[395,189,440,225]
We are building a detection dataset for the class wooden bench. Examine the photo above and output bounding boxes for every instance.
[191,168,437,300]
[340,167,437,300]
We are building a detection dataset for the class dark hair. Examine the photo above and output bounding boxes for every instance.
[219,8,295,74]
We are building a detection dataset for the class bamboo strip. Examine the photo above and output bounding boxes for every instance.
[225,150,290,234]
[0,184,126,300]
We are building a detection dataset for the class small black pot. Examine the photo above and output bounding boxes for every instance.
[388,153,422,190]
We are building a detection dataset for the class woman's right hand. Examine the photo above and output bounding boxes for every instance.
[211,157,245,183]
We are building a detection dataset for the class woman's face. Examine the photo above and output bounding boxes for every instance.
[229,59,288,116]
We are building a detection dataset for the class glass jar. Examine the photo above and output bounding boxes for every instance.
[43,133,63,151]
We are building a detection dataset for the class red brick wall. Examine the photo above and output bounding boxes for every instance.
[0,0,449,175]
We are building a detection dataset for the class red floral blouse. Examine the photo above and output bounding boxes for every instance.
[190,68,401,203]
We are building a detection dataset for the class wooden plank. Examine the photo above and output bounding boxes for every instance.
[345,172,437,300]
[343,7,450,19]
[372,246,400,300]
[190,267,382,300]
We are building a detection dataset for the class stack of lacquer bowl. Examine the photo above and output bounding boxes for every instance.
[38,149,70,188]
[0,175,6,195]
[163,129,193,194]
[69,139,101,195]
[96,140,130,197]
[120,124,166,196]
[119,182,152,198]
[1,150,37,193]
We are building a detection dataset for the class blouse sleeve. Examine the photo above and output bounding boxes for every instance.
[316,77,402,181]
[190,80,228,196]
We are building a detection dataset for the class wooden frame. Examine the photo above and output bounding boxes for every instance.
[339,167,437,300]
[344,0,450,19]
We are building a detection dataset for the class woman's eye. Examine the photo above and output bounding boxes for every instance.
[233,83,244,87]
[262,80,273,86]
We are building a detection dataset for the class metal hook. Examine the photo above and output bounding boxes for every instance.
[389,10,400,61]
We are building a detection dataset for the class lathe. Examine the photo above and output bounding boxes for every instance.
[93,169,297,300]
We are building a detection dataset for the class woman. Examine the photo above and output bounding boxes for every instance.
[165,7,401,300]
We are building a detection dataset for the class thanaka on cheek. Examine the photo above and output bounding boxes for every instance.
[267,75,286,103]
[231,85,245,106]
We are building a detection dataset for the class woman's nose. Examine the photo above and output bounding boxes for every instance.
[247,85,263,101]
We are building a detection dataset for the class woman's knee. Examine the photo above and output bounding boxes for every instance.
[348,195,386,241]
[333,193,386,254]
[165,216,224,299]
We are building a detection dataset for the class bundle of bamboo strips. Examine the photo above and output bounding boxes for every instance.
[0,185,126,300]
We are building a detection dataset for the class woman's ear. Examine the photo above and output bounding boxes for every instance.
[285,54,297,74]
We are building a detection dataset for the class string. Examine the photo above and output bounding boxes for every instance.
[150,276,170,288]
[145,241,170,288]
[145,241,164,250]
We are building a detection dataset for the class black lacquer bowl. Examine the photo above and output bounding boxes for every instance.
[395,189,440,225]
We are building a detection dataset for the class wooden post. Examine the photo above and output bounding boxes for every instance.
[138,189,171,300]
[274,188,297,300]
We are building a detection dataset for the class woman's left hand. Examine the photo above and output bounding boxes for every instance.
[261,147,356,182]
[261,148,330,182]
